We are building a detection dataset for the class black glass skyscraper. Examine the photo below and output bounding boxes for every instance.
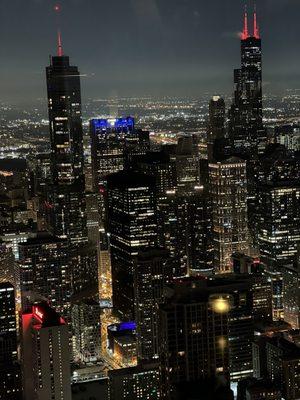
[107,170,158,320]
[46,36,87,244]
[229,9,266,157]
[207,96,226,161]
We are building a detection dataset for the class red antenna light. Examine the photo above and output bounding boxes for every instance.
[241,5,249,40]
[253,5,260,39]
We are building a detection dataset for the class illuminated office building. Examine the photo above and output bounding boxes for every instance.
[209,157,249,272]
[175,135,200,195]
[22,302,72,400]
[0,241,16,285]
[256,336,300,400]
[72,299,101,364]
[275,124,300,152]
[219,277,254,382]
[188,187,213,274]
[86,191,101,243]
[237,378,281,400]
[257,183,300,270]
[283,263,300,329]
[98,231,113,306]
[107,171,157,319]
[107,322,137,366]
[157,187,212,277]
[207,96,226,161]
[90,117,150,189]
[228,8,266,156]
[1,230,36,260]
[0,283,22,400]
[108,362,161,400]
[159,279,231,395]
[46,37,87,244]
[159,276,254,388]
[132,150,195,277]
[71,242,98,296]
[90,117,134,190]
[132,150,177,198]
[18,234,71,319]
[232,253,272,321]
[134,248,170,362]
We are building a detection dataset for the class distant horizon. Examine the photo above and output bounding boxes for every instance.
[1,0,300,104]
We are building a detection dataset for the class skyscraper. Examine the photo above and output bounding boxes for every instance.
[175,135,200,195]
[159,279,231,396]
[90,117,134,191]
[257,183,300,270]
[18,234,71,319]
[46,33,87,244]
[207,96,226,161]
[22,302,72,400]
[90,117,150,231]
[107,171,158,320]
[228,8,266,157]
[134,248,170,362]
[256,336,300,400]
[108,362,161,400]
[209,157,249,272]
[0,283,22,400]
[72,299,102,364]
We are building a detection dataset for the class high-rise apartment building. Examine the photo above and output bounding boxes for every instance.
[22,302,72,400]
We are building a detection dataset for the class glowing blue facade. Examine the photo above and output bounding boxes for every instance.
[91,117,134,134]
[108,321,136,333]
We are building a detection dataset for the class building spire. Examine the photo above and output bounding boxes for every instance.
[54,4,63,56]
[253,5,260,39]
[241,5,249,40]
[57,29,63,57]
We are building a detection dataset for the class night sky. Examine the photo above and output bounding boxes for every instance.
[0,0,299,104]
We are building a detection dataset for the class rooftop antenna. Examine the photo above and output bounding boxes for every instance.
[253,4,260,39]
[54,4,63,56]
[241,5,249,40]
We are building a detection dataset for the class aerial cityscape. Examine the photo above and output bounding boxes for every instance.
[1,1,300,400]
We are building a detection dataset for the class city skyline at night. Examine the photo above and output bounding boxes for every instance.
[1,0,300,104]
[1,1,300,400]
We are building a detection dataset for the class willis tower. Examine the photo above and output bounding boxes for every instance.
[229,8,266,158]
[46,31,87,244]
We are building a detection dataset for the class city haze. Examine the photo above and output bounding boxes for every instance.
[0,0,300,104]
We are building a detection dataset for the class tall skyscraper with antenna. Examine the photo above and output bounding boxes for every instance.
[229,6,266,157]
[46,27,87,244]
